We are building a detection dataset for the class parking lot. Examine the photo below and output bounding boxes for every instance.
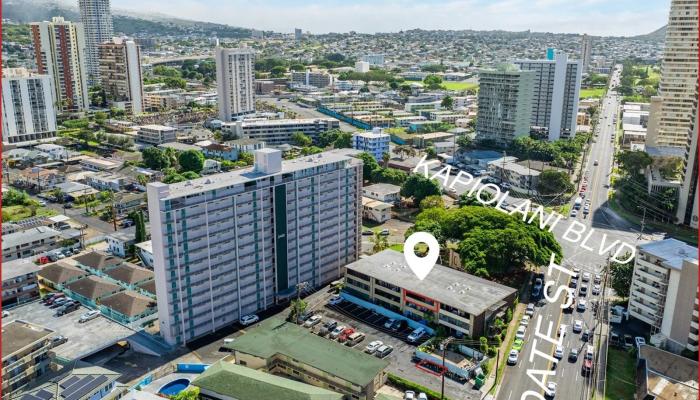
[6,300,136,360]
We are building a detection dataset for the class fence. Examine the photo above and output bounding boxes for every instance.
[317,106,373,130]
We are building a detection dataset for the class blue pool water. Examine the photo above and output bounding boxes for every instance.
[158,378,190,396]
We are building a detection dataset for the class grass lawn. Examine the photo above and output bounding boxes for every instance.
[580,87,606,99]
[389,243,404,252]
[605,348,636,400]
[2,205,57,222]
[443,81,479,91]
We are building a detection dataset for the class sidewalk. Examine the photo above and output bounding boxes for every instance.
[482,302,526,399]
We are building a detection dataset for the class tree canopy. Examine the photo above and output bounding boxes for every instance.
[178,150,205,173]
[291,132,313,147]
[413,206,562,276]
[400,174,442,206]
[141,147,171,170]
[537,170,574,196]
[610,254,634,299]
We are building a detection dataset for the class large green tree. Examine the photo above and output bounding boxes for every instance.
[400,174,441,206]
[291,132,313,147]
[610,254,634,299]
[423,74,444,90]
[357,152,380,181]
[178,150,205,173]
[141,147,171,170]
[537,170,574,195]
[616,150,653,176]
[413,206,562,275]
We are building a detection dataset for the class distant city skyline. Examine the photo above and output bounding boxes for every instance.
[109,0,670,36]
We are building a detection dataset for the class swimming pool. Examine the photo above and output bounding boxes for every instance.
[158,378,190,396]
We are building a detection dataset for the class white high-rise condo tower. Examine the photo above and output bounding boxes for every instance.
[147,149,362,345]
[2,68,57,146]
[215,47,256,122]
[99,37,144,115]
[514,50,582,141]
[79,0,114,86]
[647,0,698,149]
[30,17,89,113]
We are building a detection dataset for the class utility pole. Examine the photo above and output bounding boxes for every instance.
[440,337,454,400]
[111,192,118,232]
[638,207,647,241]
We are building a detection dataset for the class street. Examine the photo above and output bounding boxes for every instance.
[490,65,647,400]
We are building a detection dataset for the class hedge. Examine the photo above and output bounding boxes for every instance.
[387,373,451,400]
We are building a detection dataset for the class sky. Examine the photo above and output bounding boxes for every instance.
[111,0,671,37]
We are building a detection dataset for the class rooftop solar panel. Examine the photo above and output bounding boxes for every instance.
[61,376,95,398]
[64,376,109,400]
[22,395,43,400]
[35,389,54,400]
[59,376,79,389]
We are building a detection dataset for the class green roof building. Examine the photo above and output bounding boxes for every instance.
[192,361,343,400]
[224,318,389,400]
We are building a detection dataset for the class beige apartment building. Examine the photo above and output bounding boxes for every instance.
[628,239,699,354]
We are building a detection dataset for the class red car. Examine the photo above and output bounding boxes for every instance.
[338,328,355,343]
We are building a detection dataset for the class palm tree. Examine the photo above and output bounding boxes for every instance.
[370,231,389,253]
[381,152,390,168]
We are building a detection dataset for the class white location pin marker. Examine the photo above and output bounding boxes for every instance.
[403,232,440,281]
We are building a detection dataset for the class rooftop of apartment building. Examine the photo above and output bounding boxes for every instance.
[103,263,153,285]
[20,364,124,400]
[73,251,122,271]
[638,238,698,270]
[99,291,156,318]
[139,125,175,132]
[2,320,54,359]
[154,149,360,199]
[192,360,344,400]
[65,276,121,301]
[39,262,88,285]
[2,258,44,281]
[346,249,516,316]
[3,226,61,249]
[223,118,336,127]
[639,345,698,400]
[223,317,389,387]
[362,183,401,196]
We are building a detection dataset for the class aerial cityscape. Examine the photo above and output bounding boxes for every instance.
[1,0,698,400]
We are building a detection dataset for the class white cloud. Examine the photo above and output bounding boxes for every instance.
[112,0,669,36]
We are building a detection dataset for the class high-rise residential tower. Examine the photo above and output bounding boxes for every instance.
[79,0,114,86]
[580,34,592,73]
[514,50,582,141]
[98,37,144,115]
[2,68,57,146]
[475,64,534,147]
[215,47,256,122]
[646,0,698,148]
[676,106,698,228]
[30,17,89,113]
[147,149,362,345]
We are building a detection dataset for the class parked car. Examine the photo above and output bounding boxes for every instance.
[365,340,384,354]
[592,285,601,295]
[362,230,374,236]
[379,229,390,236]
[375,344,393,358]
[328,296,344,306]
[516,325,526,340]
[623,334,634,348]
[582,330,591,342]
[390,319,408,331]
[338,328,355,343]
[569,278,578,288]
[298,310,314,322]
[594,274,601,284]
[635,337,646,348]
[546,382,557,398]
[512,338,524,352]
[520,315,530,327]
[525,303,535,316]
[319,321,338,337]
[404,391,416,400]
[573,320,583,333]
[50,298,69,308]
[407,328,426,343]
[507,350,519,365]
[239,314,259,326]
[384,318,396,329]
[55,302,79,316]
[558,324,566,338]
[79,310,100,323]
[304,315,322,328]
[329,325,346,339]
[345,332,366,346]
[582,272,591,282]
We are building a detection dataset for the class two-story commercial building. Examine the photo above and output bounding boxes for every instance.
[343,249,517,338]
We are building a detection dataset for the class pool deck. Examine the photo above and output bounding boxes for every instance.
[141,373,199,394]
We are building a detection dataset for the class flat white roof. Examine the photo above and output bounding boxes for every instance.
[638,239,697,270]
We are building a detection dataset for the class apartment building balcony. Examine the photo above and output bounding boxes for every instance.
[629,299,662,317]
[629,306,659,327]
[631,285,663,304]
[636,260,670,278]
[633,275,665,292]
[2,348,48,376]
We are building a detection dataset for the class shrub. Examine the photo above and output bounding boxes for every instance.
[387,374,450,400]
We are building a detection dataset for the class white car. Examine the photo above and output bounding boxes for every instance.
[546,382,557,397]
[328,296,343,305]
[78,310,100,323]
[594,274,601,284]
[507,350,519,365]
[592,285,601,295]
[577,299,587,312]
[365,340,384,354]
[239,314,259,326]
[558,324,566,338]
[516,325,526,340]
[573,320,583,333]
[329,325,346,339]
[303,315,322,327]
[525,303,535,316]
[582,272,591,282]
[635,337,646,348]
[520,315,530,327]
[554,345,564,359]
[407,328,426,343]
